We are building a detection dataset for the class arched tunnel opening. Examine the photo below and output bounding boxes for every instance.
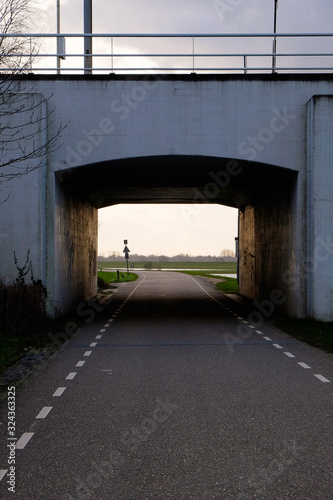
[54,155,300,316]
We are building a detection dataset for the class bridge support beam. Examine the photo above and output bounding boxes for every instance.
[45,173,98,314]
[307,96,333,321]
[238,175,302,318]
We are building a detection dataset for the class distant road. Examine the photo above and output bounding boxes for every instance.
[1,271,332,499]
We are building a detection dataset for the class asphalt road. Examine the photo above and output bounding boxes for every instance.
[0,271,333,499]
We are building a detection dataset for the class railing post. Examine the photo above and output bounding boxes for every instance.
[110,36,114,73]
[191,36,196,74]
[29,36,33,71]
[244,55,247,74]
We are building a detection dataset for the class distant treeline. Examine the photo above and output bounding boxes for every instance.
[98,253,236,262]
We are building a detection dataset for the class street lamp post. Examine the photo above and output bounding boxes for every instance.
[56,0,66,74]
[57,0,61,74]
[84,0,92,74]
[272,0,278,73]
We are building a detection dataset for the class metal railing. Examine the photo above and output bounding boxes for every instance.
[1,33,333,74]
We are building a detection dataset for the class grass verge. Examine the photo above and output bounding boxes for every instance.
[0,313,78,375]
[98,271,138,284]
[181,270,333,354]
[273,316,333,354]
[180,271,239,294]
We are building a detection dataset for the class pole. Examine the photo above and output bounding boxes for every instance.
[272,0,278,73]
[84,0,92,74]
[57,0,61,74]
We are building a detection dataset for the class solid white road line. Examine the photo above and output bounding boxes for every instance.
[16,433,34,449]
[0,470,8,481]
[314,374,330,383]
[53,387,66,397]
[284,352,295,358]
[66,372,77,380]
[298,362,311,369]
[76,361,85,367]
[84,351,92,356]
[36,407,53,419]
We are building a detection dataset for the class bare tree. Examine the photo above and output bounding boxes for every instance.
[0,0,64,191]
[0,0,40,71]
[220,249,235,258]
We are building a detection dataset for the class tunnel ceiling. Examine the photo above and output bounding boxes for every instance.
[56,155,297,210]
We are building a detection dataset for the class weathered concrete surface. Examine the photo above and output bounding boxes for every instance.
[0,75,332,319]
[239,174,303,318]
[51,181,98,313]
[307,96,333,321]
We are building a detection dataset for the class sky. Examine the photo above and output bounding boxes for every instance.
[35,0,331,257]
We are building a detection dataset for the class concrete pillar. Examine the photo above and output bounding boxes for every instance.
[307,96,333,321]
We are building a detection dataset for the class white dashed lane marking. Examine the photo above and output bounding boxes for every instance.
[76,361,85,367]
[90,342,97,347]
[36,407,53,419]
[53,387,66,397]
[16,433,34,449]
[314,374,331,383]
[0,470,8,481]
[298,362,311,369]
[273,344,283,349]
[84,350,92,356]
[284,352,295,358]
[264,337,272,341]
[66,372,77,380]
[95,335,102,339]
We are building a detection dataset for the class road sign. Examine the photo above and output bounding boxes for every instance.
[123,240,130,274]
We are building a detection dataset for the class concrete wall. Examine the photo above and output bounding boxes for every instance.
[50,179,98,313]
[0,93,47,286]
[239,175,303,318]
[1,76,333,319]
[307,96,333,321]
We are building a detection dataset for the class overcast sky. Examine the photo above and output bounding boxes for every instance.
[37,0,331,257]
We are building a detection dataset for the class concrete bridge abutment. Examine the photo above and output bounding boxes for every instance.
[0,75,332,320]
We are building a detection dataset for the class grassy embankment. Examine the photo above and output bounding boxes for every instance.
[98,270,138,285]
[0,272,138,375]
